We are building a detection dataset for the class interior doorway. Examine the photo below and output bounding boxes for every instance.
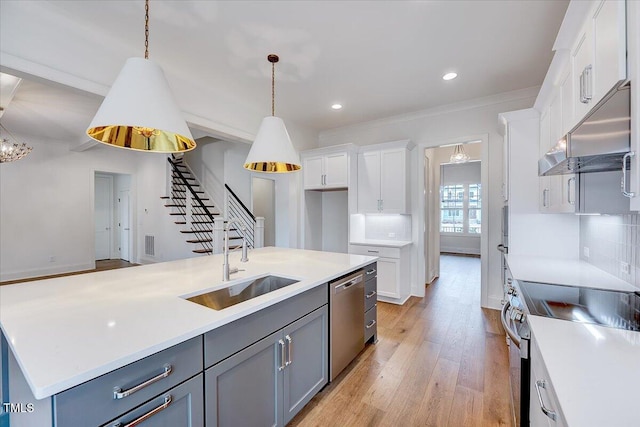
[94,172,132,261]
[252,177,276,247]
[418,136,489,306]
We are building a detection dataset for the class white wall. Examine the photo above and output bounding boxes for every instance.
[0,132,195,281]
[318,88,539,308]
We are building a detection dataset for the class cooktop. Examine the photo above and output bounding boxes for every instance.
[518,281,640,332]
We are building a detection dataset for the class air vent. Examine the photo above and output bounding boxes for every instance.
[144,235,155,256]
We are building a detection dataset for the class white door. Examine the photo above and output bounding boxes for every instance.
[357,151,381,213]
[324,152,348,188]
[252,177,276,247]
[119,189,131,261]
[380,149,406,213]
[95,174,112,260]
[303,156,324,189]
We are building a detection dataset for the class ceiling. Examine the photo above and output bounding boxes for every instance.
[0,0,569,144]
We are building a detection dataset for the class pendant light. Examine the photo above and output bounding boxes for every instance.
[86,0,195,153]
[450,144,470,163]
[244,54,301,173]
[0,123,32,163]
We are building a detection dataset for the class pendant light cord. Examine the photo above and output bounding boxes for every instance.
[271,61,275,116]
[144,0,150,59]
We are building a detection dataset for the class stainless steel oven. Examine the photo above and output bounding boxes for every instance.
[501,275,530,427]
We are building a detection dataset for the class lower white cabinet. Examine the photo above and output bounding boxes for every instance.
[205,305,328,427]
[349,244,411,304]
[530,336,566,427]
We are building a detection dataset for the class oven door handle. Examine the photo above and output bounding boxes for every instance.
[501,301,521,347]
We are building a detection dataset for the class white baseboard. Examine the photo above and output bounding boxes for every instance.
[377,294,411,305]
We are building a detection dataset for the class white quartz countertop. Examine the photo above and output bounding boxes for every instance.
[505,254,637,291]
[528,316,640,427]
[350,239,412,248]
[0,247,377,399]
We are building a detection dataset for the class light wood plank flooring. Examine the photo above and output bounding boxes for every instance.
[289,254,512,427]
[0,259,138,285]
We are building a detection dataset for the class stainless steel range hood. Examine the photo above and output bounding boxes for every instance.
[538,85,630,176]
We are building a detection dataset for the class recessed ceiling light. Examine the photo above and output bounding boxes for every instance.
[442,72,458,81]
[331,104,343,110]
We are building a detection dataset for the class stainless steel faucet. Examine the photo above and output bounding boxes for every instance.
[222,218,249,281]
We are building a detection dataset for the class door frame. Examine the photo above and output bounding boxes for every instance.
[413,134,489,307]
[118,189,131,262]
[251,176,277,247]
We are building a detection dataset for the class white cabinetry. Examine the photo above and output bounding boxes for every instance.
[357,140,412,214]
[530,336,567,427]
[349,244,411,305]
[303,152,348,190]
[570,0,627,130]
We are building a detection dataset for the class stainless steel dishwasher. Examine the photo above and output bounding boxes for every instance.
[329,269,364,381]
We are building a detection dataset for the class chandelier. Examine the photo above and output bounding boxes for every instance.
[450,144,470,163]
[0,123,32,163]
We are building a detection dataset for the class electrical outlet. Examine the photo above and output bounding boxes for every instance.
[49,256,56,263]
[583,247,590,258]
[388,232,396,238]
[620,262,630,275]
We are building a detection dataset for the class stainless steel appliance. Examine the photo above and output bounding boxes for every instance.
[539,85,631,176]
[501,275,530,427]
[329,269,365,381]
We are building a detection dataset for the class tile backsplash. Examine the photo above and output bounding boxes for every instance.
[580,214,639,289]
[364,214,412,241]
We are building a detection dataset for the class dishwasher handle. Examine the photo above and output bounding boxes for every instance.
[333,274,363,293]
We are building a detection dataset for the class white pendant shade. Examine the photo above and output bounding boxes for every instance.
[244,116,301,172]
[87,57,195,153]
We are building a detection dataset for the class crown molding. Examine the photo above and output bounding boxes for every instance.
[319,86,539,141]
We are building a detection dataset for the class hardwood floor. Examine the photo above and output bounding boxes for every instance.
[290,255,513,427]
[0,259,138,285]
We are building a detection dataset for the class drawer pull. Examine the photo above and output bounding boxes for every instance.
[366,320,377,329]
[366,291,377,299]
[534,379,557,421]
[367,250,379,254]
[113,365,172,400]
[285,335,293,366]
[114,395,172,427]
[278,339,286,371]
[366,269,376,275]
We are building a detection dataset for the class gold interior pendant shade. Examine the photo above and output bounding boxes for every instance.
[244,54,300,173]
[86,0,195,153]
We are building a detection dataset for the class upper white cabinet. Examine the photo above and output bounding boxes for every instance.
[570,0,627,131]
[302,146,352,190]
[357,140,412,214]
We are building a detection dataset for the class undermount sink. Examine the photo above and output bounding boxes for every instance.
[186,275,300,310]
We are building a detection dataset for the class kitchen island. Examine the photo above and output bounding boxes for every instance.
[0,247,376,426]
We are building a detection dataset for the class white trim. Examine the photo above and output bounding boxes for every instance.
[320,87,539,142]
[413,133,490,307]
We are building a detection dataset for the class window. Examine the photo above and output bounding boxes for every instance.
[440,183,481,234]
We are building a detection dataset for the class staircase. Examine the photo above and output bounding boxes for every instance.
[162,155,260,255]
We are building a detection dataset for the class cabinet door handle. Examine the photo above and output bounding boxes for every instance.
[622,152,635,198]
[366,291,377,299]
[579,69,585,103]
[534,379,557,421]
[366,320,377,329]
[113,365,172,399]
[285,335,292,366]
[380,199,384,211]
[113,395,172,427]
[580,65,592,104]
[567,177,576,205]
[278,339,286,371]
